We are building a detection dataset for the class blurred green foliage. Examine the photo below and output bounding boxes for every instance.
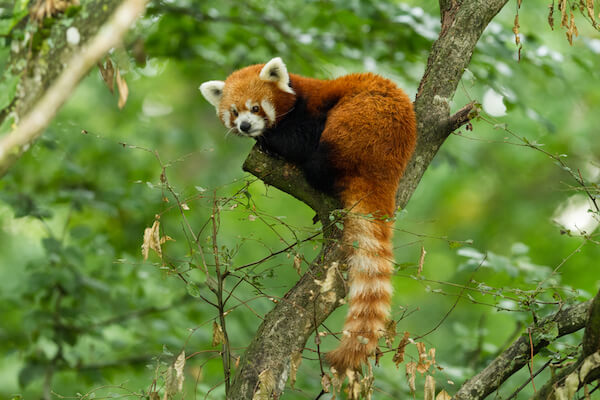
[0,0,599,399]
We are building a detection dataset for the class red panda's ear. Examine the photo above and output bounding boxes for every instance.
[199,80,225,109]
[259,57,295,95]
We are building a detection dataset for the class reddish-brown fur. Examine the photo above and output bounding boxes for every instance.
[211,63,417,374]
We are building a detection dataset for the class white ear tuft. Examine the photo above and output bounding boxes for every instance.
[199,80,225,108]
[259,57,295,95]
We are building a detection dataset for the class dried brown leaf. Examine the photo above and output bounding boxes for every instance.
[331,368,343,396]
[359,364,374,400]
[384,319,397,347]
[31,0,80,22]
[548,1,555,30]
[567,11,578,45]
[561,0,569,27]
[321,373,332,393]
[436,389,452,400]
[98,59,115,93]
[290,351,302,389]
[164,365,177,396]
[293,253,302,274]
[393,331,410,367]
[429,347,437,367]
[417,245,426,277]
[159,235,174,245]
[212,321,225,347]
[424,375,436,400]
[416,342,427,362]
[116,69,129,109]
[406,362,417,394]
[142,219,161,260]
[513,14,521,45]
[347,370,361,400]
[174,351,185,393]
[252,369,275,400]
[586,0,596,25]
[416,342,431,373]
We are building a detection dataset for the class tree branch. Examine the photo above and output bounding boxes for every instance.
[444,101,477,135]
[229,1,510,398]
[242,146,341,221]
[532,352,600,400]
[0,0,148,178]
[454,300,593,400]
[584,289,600,355]
[532,289,600,400]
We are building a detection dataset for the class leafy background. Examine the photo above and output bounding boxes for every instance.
[0,0,599,398]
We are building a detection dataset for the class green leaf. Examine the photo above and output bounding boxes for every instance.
[448,240,464,249]
[0,113,15,135]
[186,282,203,298]
[18,363,45,388]
[531,321,559,344]
[0,0,29,36]
[42,237,62,257]
[162,344,174,357]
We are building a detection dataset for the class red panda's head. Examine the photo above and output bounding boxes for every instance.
[200,57,296,138]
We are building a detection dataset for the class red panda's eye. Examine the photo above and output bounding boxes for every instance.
[232,109,238,117]
[251,106,260,113]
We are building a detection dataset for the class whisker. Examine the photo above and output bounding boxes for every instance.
[224,127,235,139]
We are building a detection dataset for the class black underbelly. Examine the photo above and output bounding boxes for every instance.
[255,98,339,195]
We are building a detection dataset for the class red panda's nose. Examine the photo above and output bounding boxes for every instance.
[240,121,252,133]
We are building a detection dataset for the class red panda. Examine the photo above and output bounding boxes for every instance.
[200,57,417,374]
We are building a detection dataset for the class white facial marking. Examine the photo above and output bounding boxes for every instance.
[234,111,266,137]
[261,99,276,124]
[221,110,231,128]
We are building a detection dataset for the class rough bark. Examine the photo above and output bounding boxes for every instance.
[583,289,600,356]
[229,0,509,398]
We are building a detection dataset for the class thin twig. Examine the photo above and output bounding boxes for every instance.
[528,327,537,393]
[505,360,551,400]
[414,254,487,340]
[212,190,232,395]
